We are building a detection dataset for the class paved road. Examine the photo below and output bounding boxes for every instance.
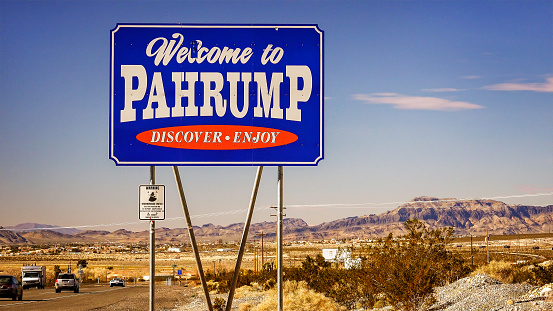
[0,284,148,311]
[502,251,547,260]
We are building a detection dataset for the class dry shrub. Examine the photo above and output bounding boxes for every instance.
[372,299,388,309]
[213,297,226,311]
[87,267,108,280]
[251,280,345,311]
[472,260,534,284]
[207,280,220,294]
[473,260,553,286]
[238,302,253,311]
[472,260,515,283]
[0,267,21,278]
[234,283,263,299]
[531,265,553,286]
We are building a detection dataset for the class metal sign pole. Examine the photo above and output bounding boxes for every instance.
[277,166,284,311]
[149,166,155,311]
[225,166,263,311]
[172,166,213,311]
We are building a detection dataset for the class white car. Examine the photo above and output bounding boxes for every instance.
[110,278,125,287]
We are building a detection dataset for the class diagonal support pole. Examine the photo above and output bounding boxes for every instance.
[225,166,264,311]
[173,166,213,311]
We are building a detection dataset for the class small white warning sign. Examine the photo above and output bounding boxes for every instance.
[139,184,165,220]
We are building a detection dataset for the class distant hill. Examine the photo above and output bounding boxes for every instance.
[19,230,75,244]
[0,230,28,244]
[288,197,553,240]
[2,198,553,244]
[5,223,81,235]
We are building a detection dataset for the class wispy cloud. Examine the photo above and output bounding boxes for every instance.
[422,88,464,93]
[352,93,484,111]
[483,77,553,92]
[461,75,481,80]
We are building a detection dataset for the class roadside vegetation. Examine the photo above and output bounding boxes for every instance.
[204,219,553,310]
[205,219,471,310]
[4,219,553,310]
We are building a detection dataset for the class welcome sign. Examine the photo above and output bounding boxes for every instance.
[110,24,324,166]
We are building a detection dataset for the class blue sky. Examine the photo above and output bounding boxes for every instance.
[1,0,552,231]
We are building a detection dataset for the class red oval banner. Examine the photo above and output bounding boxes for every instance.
[136,125,298,150]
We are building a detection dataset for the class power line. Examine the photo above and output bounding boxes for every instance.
[2,192,551,232]
[286,192,553,209]
[0,207,273,232]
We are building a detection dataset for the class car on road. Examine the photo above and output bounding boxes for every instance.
[109,278,125,287]
[0,275,23,301]
[55,273,79,293]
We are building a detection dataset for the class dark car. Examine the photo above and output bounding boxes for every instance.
[55,273,79,293]
[0,275,23,301]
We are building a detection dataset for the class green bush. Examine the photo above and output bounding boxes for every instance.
[356,219,471,311]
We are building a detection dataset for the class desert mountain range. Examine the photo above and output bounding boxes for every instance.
[2,197,553,245]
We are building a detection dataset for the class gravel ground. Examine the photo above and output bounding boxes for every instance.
[170,274,553,311]
[87,284,263,311]
[172,288,264,311]
[427,274,553,311]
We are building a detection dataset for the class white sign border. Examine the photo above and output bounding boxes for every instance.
[109,24,324,166]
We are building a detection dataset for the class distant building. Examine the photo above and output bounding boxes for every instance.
[322,248,361,269]
[322,248,339,261]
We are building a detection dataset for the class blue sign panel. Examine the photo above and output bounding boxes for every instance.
[110,24,324,166]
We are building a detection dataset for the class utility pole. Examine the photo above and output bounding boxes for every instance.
[470,235,473,266]
[254,247,257,273]
[253,240,258,273]
[486,229,489,264]
[256,232,265,268]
